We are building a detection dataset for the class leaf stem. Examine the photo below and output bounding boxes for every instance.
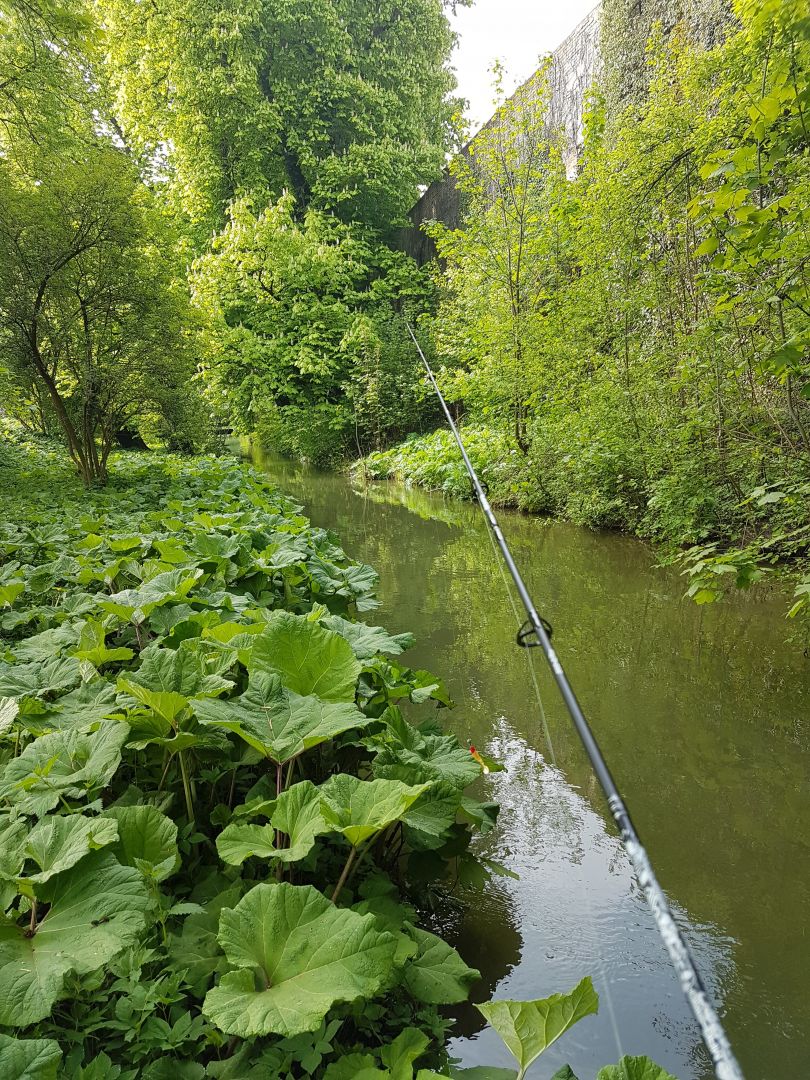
[284,754,299,790]
[157,752,171,792]
[28,899,37,935]
[178,751,194,825]
[331,845,357,903]
[347,837,375,886]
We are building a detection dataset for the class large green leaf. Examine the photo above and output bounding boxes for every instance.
[596,1057,678,1080]
[476,978,598,1079]
[374,735,480,790]
[17,814,119,885]
[0,697,18,737]
[70,619,134,667]
[321,615,415,659]
[203,882,399,1037]
[246,611,361,701]
[118,645,232,723]
[0,851,149,1025]
[194,671,369,763]
[0,1034,61,1079]
[25,682,118,734]
[319,775,430,848]
[0,722,129,816]
[401,926,480,1004]
[103,805,179,882]
[11,626,77,663]
[401,782,462,850]
[0,657,83,699]
[0,817,28,888]
[100,569,203,625]
[217,780,330,866]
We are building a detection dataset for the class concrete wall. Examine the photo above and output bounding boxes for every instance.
[399,0,729,265]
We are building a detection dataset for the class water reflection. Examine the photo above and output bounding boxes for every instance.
[251,447,810,1080]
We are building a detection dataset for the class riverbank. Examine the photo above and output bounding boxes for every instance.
[0,439,491,1075]
[354,427,810,632]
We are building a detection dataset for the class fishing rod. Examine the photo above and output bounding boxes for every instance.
[406,323,744,1080]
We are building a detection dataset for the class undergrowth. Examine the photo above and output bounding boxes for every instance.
[358,428,810,636]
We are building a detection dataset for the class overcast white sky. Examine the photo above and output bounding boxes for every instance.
[449,0,599,133]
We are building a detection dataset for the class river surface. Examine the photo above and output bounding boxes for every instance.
[251,448,809,1080]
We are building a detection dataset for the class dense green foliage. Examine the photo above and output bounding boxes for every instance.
[0,1,211,479]
[0,437,673,1077]
[1,0,455,477]
[95,0,459,463]
[99,0,461,236]
[193,196,437,465]
[368,0,809,621]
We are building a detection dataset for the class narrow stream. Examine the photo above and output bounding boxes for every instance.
[251,448,809,1080]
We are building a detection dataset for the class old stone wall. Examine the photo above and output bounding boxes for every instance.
[399,0,730,265]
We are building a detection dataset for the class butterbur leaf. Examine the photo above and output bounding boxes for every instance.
[217,780,329,866]
[71,619,134,667]
[379,1026,430,1078]
[0,657,83,699]
[20,814,119,884]
[246,611,361,701]
[194,671,369,763]
[0,697,18,737]
[402,782,461,849]
[374,735,480,790]
[550,1068,579,1080]
[0,1033,61,1079]
[596,1057,677,1080]
[103,805,179,881]
[118,645,232,723]
[0,583,24,608]
[101,569,203,625]
[0,851,149,1025]
[476,978,598,1078]
[321,615,415,659]
[0,721,129,816]
[0,817,27,881]
[11,626,77,663]
[459,797,499,834]
[204,882,399,1037]
[401,926,480,1004]
[319,775,431,847]
[26,682,118,735]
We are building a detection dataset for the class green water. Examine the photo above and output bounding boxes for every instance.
[252,448,810,1080]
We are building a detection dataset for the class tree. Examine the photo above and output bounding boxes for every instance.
[429,65,564,454]
[0,150,201,485]
[0,0,98,165]
[193,195,433,464]
[98,0,462,236]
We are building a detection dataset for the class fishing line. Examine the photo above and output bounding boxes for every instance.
[406,323,745,1080]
